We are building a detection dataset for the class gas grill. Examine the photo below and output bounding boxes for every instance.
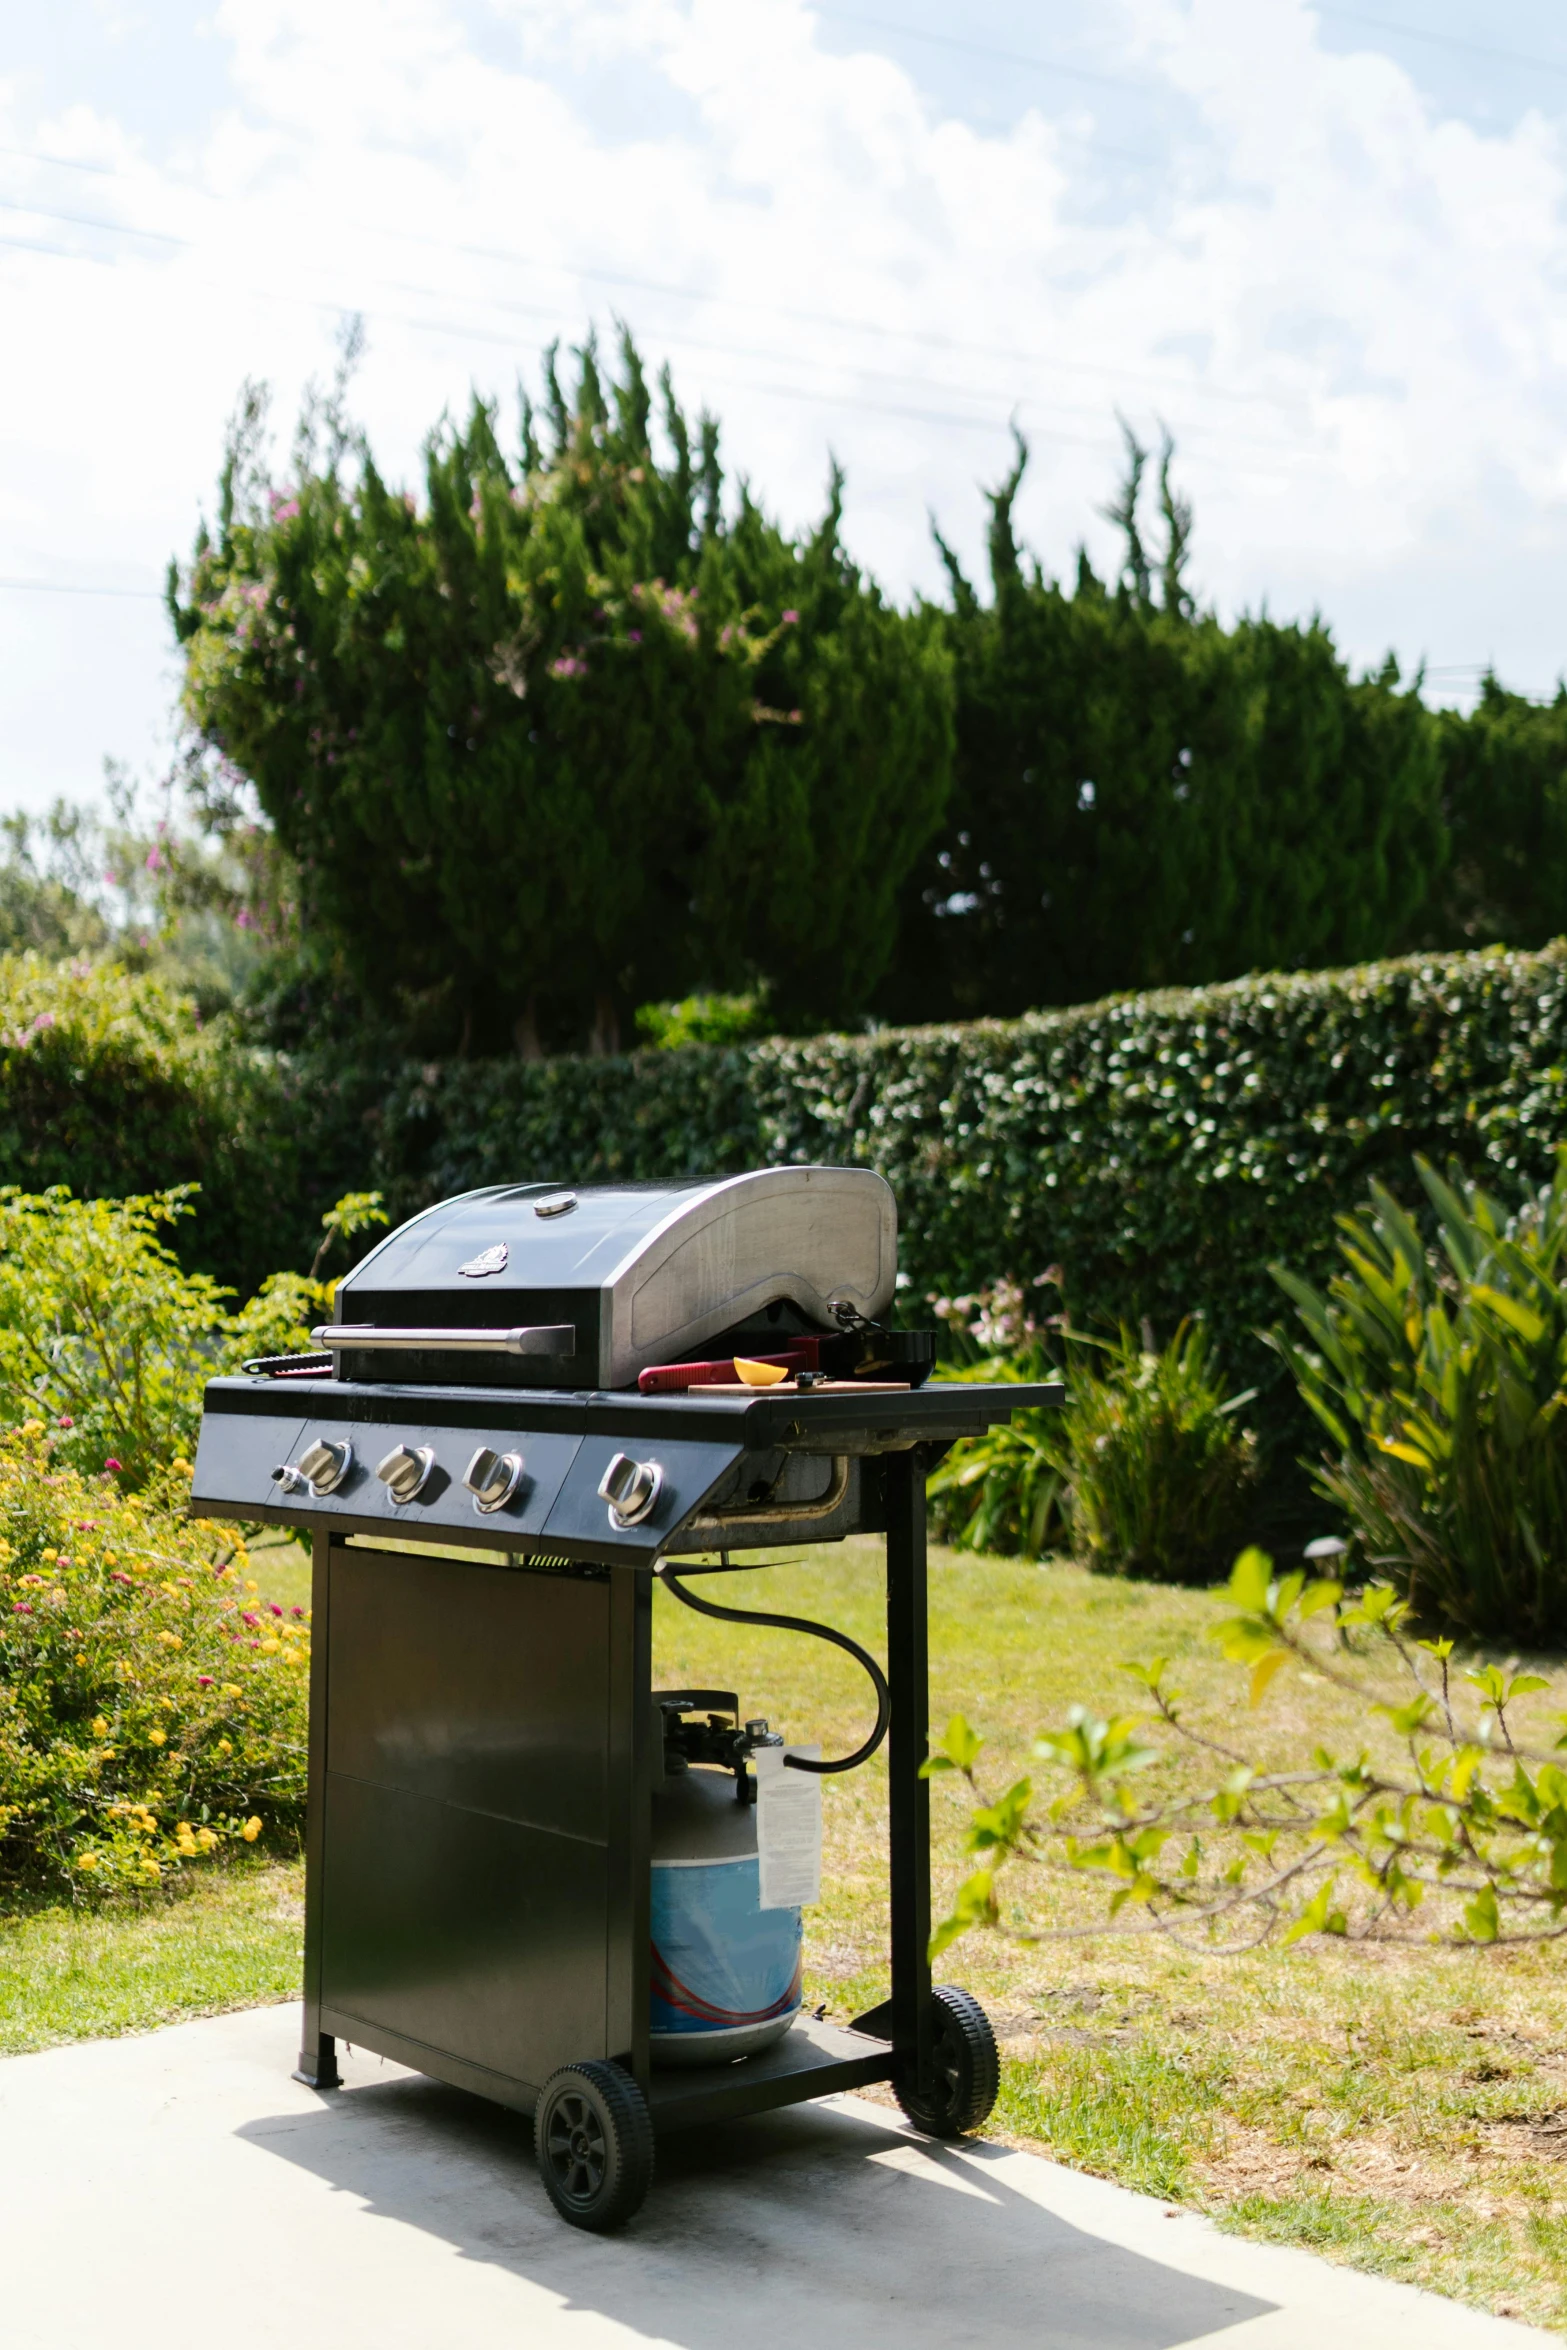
[192,1165,1060,2230]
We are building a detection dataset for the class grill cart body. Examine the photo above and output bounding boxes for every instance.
[191,1169,1059,2227]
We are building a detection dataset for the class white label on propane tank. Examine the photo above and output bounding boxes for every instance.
[754,1743,822,1909]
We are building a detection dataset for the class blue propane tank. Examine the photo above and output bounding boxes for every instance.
[650,1766,802,2067]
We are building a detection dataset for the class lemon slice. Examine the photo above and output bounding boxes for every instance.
[733,1358,790,1387]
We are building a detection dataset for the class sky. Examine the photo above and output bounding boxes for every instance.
[4,0,1567,816]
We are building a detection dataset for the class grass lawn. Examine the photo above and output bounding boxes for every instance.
[7,1533,1567,2328]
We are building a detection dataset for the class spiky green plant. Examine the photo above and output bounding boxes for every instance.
[928,1318,1258,1583]
[1270,1153,1567,1641]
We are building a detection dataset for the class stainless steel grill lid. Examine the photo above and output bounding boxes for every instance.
[319,1166,896,1391]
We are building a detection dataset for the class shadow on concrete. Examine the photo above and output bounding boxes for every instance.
[237,2071,1274,2350]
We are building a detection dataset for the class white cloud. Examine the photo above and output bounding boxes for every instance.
[2,0,1566,814]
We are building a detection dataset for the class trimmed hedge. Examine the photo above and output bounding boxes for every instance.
[14,944,1567,1467]
[362,943,1567,1487]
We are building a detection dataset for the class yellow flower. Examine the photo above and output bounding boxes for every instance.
[91,1716,109,1737]
[196,1826,218,1852]
[244,1580,258,1595]
[241,1816,262,1842]
[42,1548,57,1562]
[20,1419,43,1437]
[259,1637,281,1656]
[220,1683,242,1700]
[139,1858,161,1880]
[76,1852,98,1871]
[147,1727,166,1746]
[99,1747,116,1761]
[216,1737,233,1756]
[157,1630,183,1649]
[171,1457,191,1474]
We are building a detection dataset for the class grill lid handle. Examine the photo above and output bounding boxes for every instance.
[311,1324,576,1356]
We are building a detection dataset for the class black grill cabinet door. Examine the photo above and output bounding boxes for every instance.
[320,1547,612,2092]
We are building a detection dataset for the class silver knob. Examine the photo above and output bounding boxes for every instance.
[376,1444,436,1504]
[464,1446,526,1515]
[270,1463,309,1495]
[598,1452,663,1529]
[297,1438,353,1495]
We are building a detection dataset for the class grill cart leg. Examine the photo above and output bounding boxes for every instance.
[294,1531,341,2092]
[880,1450,1001,2139]
[885,1449,935,2107]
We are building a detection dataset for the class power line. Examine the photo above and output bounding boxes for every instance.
[0,183,1314,422]
[1316,7,1567,80]
[0,196,186,247]
[0,575,162,599]
[0,220,1319,477]
[817,5,1567,93]
[0,143,118,177]
[812,9,1148,94]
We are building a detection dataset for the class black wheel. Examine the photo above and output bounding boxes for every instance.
[535,2060,654,2231]
[894,1986,1000,2139]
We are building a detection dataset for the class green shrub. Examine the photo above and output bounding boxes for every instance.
[1271,1155,1567,1641]
[0,1427,308,1896]
[928,1300,1259,1581]
[0,950,353,1294]
[1056,1322,1260,1582]
[0,1185,351,1488]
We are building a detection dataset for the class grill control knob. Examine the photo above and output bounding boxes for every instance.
[464,1446,526,1515]
[297,1438,353,1495]
[271,1463,309,1496]
[598,1452,663,1529]
[376,1444,436,1504]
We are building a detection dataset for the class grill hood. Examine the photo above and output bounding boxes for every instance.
[323,1166,897,1391]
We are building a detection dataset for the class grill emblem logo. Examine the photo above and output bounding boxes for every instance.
[457,1242,508,1278]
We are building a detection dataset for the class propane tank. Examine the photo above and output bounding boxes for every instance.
[649,1699,803,2068]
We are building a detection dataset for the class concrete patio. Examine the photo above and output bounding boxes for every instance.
[0,2002,1549,2349]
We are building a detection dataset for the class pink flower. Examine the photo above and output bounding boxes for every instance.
[111,1572,132,1586]
[12,1603,31,1616]
[145,848,165,874]
[269,1602,283,1618]
[104,1459,122,1473]
[627,630,642,644]
[197,1675,214,1688]
[781,609,799,624]
[292,1606,305,1619]
[241,1610,259,1628]
[57,1415,73,1429]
